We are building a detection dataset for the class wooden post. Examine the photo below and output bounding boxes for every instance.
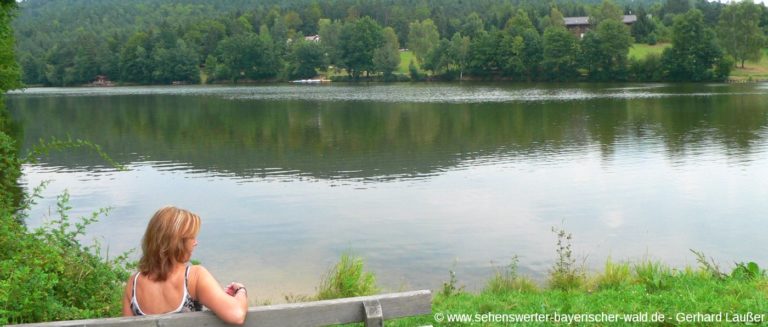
[363,300,383,327]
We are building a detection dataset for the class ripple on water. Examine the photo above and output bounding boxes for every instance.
[8,84,764,104]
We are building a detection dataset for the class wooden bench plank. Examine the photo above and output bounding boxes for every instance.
[16,290,432,327]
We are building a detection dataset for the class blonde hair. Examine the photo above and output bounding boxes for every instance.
[138,206,201,281]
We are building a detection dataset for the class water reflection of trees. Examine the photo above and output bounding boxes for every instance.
[7,91,768,180]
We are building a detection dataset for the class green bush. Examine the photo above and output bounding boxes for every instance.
[0,126,132,324]
[0,189,132,324]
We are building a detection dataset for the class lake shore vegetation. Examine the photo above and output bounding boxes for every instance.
[13,0,767,86]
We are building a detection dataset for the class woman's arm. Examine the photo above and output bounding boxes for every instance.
[193,266,248,325]
[121,274,134,316]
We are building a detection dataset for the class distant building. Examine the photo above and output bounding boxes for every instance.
[564,15,637,38]
[304,35,320,42]
[91,75,113,87]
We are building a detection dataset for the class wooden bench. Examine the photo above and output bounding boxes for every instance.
[17,290,432,327]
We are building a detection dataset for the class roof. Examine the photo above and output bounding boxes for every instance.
[564,15,637,26]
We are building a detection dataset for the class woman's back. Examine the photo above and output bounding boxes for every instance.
[130,264,201,315]
[122,206,247,324]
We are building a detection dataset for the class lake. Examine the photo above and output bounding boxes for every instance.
[6,83,768,302]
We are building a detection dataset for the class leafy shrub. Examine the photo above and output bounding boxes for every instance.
[0,126,132,324]
[0,190,132,324]
[316,252,378,300]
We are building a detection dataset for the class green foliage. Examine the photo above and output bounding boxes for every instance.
[485,256,538,294]
[731,262,764,281]
[631,7,657,44]
[389,257,768,327]
[10,0,746,83]
[589,0,623,27]
[408,60,421,81]
[542,26,580,81]
[691,249,728,280]
[717,0,765,68]
[662,9,724,81]
[440,269,464,297]
[339,16,383,79]
[407,19,439,64]
[0,189,133,324]
[548,226,585,291]
[217,33,278,81]
[1,93,131,323]
[581,18,632,81]
[372,27,400,80]
[596,258,631,290]
[633,259,671,291]
[0,128,21,210]
[0,1,20,91]
[316,252,378,300]
[288,39,326,80]
[629,53,663,81]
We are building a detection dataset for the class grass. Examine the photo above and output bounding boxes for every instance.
[629,43,768,81]
[384,259,767,327]
[316,252,378,300]
[327,228,767,327]
[628,42,671,60]
[397,50,422,75]
[729,48,768,81]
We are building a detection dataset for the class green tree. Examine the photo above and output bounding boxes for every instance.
[662,9,724,81]
[373,27,400,79]
[119,32,153,84]
[461,12,485,39]
[0,0,19,91]
[407,19,440,64]
[217,33,278,81]
[151,39,200,84]
[449,32,471,80]
[581,18,632,81]
[590,0,623,26]
[631,7,657,44]
[423,38,452,75]
[542,26,580,81]
[319,19,343,67]
[550,7,565,27]
[505,10,543,81]
[467,30,499,76]
[339,17,383,79]
[717,0,765,68]
[288,39,326,80]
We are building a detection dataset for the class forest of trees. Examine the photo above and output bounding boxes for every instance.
[12,0,768,85]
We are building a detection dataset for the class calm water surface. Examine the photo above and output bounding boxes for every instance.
[6,83,768,301]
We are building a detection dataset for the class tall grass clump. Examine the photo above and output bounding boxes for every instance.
[595,258,631,290]
[548,226,585,290]
[634,259,672,291]
[316,252,378,300]
[485,256,538,294]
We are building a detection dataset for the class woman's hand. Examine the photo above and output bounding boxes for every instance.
[225,282,245,296]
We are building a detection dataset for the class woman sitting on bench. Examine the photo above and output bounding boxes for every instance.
[122,206,248,325]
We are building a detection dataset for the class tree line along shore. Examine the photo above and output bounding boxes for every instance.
[12,0,768,86]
